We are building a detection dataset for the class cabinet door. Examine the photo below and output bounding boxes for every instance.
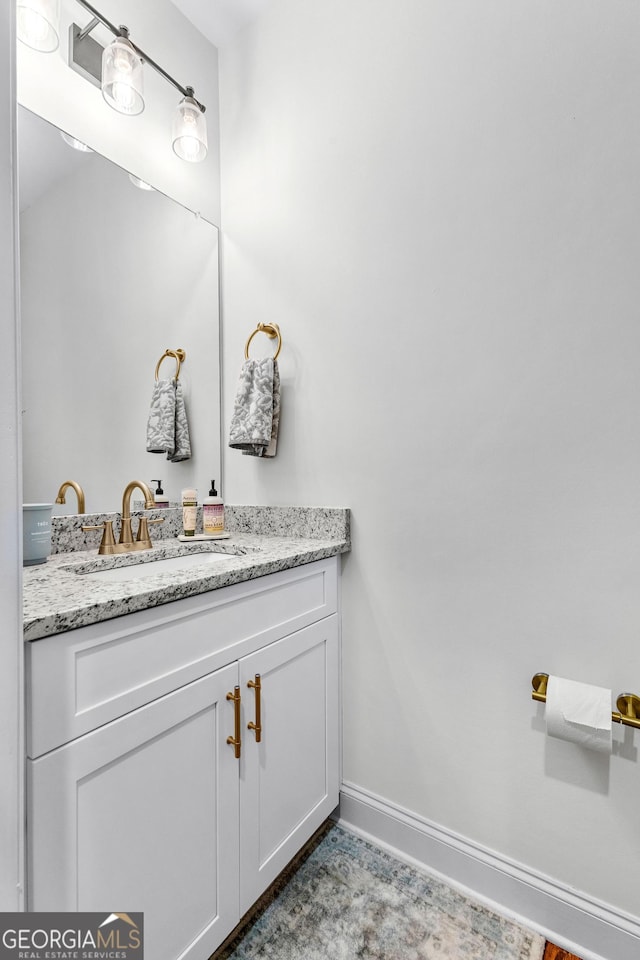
[239,615,339,912]
[28,664,240,960]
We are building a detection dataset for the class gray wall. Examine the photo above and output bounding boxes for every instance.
[220,0,640,922]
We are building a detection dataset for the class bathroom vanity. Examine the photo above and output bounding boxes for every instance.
[23,508,349,960]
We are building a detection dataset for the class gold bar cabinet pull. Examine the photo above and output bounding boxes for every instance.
[247,674,262,742]
[226,686,242,759]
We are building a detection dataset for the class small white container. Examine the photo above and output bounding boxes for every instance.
[181,488,197,537]
[23,503,53,565]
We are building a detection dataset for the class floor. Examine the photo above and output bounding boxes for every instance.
[213,821,584,960]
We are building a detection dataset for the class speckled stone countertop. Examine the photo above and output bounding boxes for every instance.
[25,506,350,642]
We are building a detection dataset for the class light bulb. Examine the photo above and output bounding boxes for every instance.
[113,50,133,74]
[16,0,59,52]
[110,82,138,112]
[178,135,202,162]
[18,8,47,43]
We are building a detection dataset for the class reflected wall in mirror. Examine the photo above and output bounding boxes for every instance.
[19,106,221,514]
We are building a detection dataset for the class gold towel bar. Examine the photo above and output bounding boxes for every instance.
[244,322,282,361]
[155,348,186,381]
[532,673,640,730]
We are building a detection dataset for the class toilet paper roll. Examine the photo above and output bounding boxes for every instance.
[546,675,612,754]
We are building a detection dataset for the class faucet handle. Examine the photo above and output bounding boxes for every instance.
[82,520,116,555]
[135,516,165,546]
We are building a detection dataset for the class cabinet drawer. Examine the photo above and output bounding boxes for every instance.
[27,557,338,758]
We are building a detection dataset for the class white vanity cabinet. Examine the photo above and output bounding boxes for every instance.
[26,557,340,960]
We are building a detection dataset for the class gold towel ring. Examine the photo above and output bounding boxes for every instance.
[244,323,282,361]
[155,348,186,381]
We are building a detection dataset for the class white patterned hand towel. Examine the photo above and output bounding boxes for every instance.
[171,380,192,461]
[146,378,192,461]
[228,358,280,458]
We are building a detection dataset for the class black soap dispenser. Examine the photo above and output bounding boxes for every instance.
[151,480,169,508]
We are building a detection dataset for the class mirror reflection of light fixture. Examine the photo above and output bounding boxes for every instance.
[172,88,208,163]
[129,174,154,191]
[60,130,93,152]
[101,28,144,116]
[16,0,59,52]
[62,0,208,163]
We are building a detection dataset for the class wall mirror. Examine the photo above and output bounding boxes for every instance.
[18,105,221,514]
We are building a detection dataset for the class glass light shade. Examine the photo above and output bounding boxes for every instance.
[60,131,93,153]
[102,36,144,116]
[129,174,154,191]
[172,96,208,163]
[16,0,59,53]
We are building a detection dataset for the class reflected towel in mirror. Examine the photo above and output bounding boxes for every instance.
[229,358,280,458]
[146,377,192,461]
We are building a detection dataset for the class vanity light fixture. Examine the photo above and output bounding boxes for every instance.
[16,0,59,52]
[65,0,208,162]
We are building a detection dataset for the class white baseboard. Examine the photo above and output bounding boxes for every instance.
[338,782,640,960]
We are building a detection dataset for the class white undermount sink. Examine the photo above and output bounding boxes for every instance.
[81,552,236,582]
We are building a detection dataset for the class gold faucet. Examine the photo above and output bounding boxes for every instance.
[119,480,158,550]
[55,480,86,514]
[82,480,164,555]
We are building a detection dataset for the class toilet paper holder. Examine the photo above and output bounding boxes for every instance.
[532,673,640,730]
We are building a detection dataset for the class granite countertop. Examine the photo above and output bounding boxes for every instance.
[24,506,350,642]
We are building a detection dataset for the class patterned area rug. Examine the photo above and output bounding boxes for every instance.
[221,825,545,960]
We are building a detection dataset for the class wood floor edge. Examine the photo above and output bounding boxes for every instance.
[544,943,583,960]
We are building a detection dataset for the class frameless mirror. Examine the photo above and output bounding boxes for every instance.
[18,106,221,514]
